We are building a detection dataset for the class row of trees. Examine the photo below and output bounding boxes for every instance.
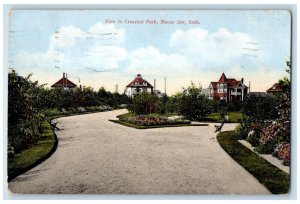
[8,71,130,154]
[128,82,213,120]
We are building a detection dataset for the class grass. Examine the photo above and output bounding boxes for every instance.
[8,121,58,182]
[217,131,290,194]
[206,112,243,123]
[116,112,135,120]
[109,119,208,129]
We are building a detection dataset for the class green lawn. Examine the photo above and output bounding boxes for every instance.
[8,121,57,181]
[217,131,290,194]
[206,112,243,123]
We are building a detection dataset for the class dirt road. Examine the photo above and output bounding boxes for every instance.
[8,109,270,194]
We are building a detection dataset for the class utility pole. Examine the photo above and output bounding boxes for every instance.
[249,81,251,93]
[164,77,166,95]
[115,84,118,93]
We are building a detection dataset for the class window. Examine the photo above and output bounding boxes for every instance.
[220,89,223,93]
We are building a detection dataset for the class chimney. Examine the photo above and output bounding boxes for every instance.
[137,74,141,78]
[63,73,65,79]
[249,81,251,93]
[154,79,156,91]
[241,78,244,84]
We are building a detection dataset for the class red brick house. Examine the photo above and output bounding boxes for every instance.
[124,74,153,97]
[266,83,284,94]
[209,73,248,102]
[51,73,77,89]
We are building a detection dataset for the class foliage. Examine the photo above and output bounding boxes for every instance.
[217,131,290,194]
[8,70,130,157]
[241,94,278,122]
[179,82,211,121]
[128,93,159,115]
[8,71,44,153]
[237,60,291,163]
[123,115,190,126]
[110,119,206,129]
[8,121,57,181]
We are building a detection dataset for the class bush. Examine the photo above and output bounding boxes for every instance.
[41,108,62,118]
[255,139,277,154]
[242,94,278,121]
[234,118,251,140]
[179,82,211,121]
[124,115,190,126]
[128,93,159,115]
[246,130,261,147]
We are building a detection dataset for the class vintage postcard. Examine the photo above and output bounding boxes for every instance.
[7,10,291,195]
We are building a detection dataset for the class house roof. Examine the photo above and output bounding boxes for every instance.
[210,73,247,88]
[51,77,77,88]
[266,83,283,93]
[218,73,227,83]
[210,82,218,89]
[126,74,153,88]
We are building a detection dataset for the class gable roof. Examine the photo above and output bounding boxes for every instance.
[267,83,283,93]
[51,77,77,88]
[218,73,227,83]
[210,82,218,89]
[126,74,153,88]
[210,73,247,88]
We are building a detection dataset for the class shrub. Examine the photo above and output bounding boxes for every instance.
[277,143,290,165]
[124,115,190,126]
[255,139,277,154]
[128,93,159,115]
[241,94,278,121]
[246,130,261,147]
[234,119,251,140]
[41,108,62,118]
[179,82,211,121]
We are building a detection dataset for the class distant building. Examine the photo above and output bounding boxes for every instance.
[51,73,77,89]
[248,92,268,97]
[154,90,165,98]
[124,74,154,97]
[208,73,248,102]
[266,83,284,94]
[201,88,210,98]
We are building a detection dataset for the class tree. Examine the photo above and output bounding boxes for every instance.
[179,82,211,120]
[128,93,159,115]
[8,71,43,153]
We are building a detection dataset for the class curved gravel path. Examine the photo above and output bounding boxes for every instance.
[8,109,270,194]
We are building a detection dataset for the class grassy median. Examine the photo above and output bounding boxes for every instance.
[8,121,57,182]
[109,119,208,129]
[217,131,290,194]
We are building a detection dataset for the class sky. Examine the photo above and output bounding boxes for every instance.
[8,10,291,95]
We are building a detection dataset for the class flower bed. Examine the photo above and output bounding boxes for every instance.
[120,115,190,126]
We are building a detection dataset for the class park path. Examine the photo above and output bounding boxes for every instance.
[8,109,270,194]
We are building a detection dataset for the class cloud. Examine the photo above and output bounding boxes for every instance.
[126,46,189,76]
[49,26,85,49]
[14,24,285,94]
[85,45,128,69]
[88,23,125,45]
[169,28,255,68]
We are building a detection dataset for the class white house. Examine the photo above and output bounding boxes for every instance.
[124,74,153,97]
